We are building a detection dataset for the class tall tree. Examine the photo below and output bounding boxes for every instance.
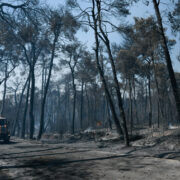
[152,0,180,122]
[38,9,80,139]
[91,0,124,140]
[76,50,98,129]
[61,42,82,134]
[38,10,62,139]
[94,0,129,145]
[17,9,46,139]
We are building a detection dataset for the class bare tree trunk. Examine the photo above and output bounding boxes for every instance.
[106,99,112,130]
[132,78,139,125]
[22,43,37,140]
[148,74,152,127]
[91,0,124,140]
[12,76,29,136]
[71,73,76,134]
[129,79,133,135]
[102,95,106,126]
[64,83,69,132]
[157,101,160,128]
[93,91,97,127]
[41,60,45,100]
[38,33,58,139]
[152,57,165,127]
[21,76,30,138]
[95,0,129,146]
[29,66,35,139]
[145,80,148,125]
[0,60,8,116]
[80,81,84,130]
[67,82,71,131]
[123,79,127,102]
[153,0,180,122]
[85,84,90,128]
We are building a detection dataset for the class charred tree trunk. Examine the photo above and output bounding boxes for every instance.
[157,101,160,128]
[93,91,97,127]
[21,76,30,138]
[145,80,148,125]
[152,57,165,127]
[38,33,58,139]
[85,84,90,128]
[91,0,124,139]
[12,76,29,136]
[132,78,139,125]
[148,73,152,128]
[123,79,127,102]
[0,60,8,116]
[71,77,76,134]
[29,66,35,139]
[106,99,112,130]
[129,79,133,135]
[153,0,180,122]
[80,81,84,130]
[95,0,129,146]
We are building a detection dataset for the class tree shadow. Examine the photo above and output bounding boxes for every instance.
[0,154,132,170]
[0,140,18,145]
[0,152,154,179]
[154,151,180,159]
[1,150,90,160]
[0,146,64,157]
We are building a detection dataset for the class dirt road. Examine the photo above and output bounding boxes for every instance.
[0,137,180,180]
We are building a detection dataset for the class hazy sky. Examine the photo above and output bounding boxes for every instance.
[0,0,179,97]
[44,0,180,72]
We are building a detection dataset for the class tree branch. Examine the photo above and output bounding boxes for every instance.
[0,1,30,9]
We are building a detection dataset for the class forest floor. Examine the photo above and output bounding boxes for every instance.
[1,127,180,180]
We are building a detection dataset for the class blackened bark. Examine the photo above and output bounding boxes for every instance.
[95,0,129,146]
[145,81,148,125]
[72,80,76,134]
[153,0,180,122]
[85,84,90,127]
[152,57,165,127]
[92,0,123,138]
[157,102,160,128]
[38,34,58,139]
[12,76,29,136]
[21,76,30,138]
[0,60,8,116]
[148,74,152,127]
[71,70,76,134]
[106,99,112,130]
[29,66,35,139]
[129,79,133,135]
[132,78,139,125]
[80,81,84,130]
